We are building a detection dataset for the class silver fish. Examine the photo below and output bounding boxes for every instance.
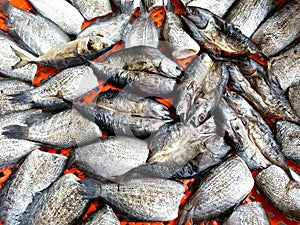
[3,109,102,148]
[82,205,120,225]
[225,0,276,37]
[276,120,300,165]
[288,84,300,116]
[223,202,270,225]
[27,0,84,35]
[0,150,67,225]
[81,177,185,221]
[255,165,300,221]
[25,174,89,225]
[0,31,37,82]
[9,65,98,110]
[251,0,300,57]
[69,136,149,180]
[0,0,70,56]
[269,42,300,91]
[69,0,113,20]
[187,0,236,17]
[179,156,254,224]
[12,35,114,69]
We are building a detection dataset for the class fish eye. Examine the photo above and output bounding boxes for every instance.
[230,91,237,97]
[87,39,94,50]
[198,114,205,122]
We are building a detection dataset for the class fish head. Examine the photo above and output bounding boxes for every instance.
[181,16,203,41]
[184,6,210,29]
[87,36,115,52]
[187,97,212,127]
[160,57,183,78]
[223,90,246,116]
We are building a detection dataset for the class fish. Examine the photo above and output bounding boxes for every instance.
[25,173,89,225]
[111,0,136,14]
[251,0,300,57]
[11,35,114,69]
[81,205,120,225]
[162,0,200,59]
[123,1,159,48]
[288,84,300,116]
[81,177,185,221]
[0,0,70,56]
[178,156,254,224]
[255,165,300,221]
[68,136,149,180]
[69,0,113,20]
[225,0,276,37]
[268,42,300,92]
[0,150,67,225]
[223,202,270,225]
[0,31,37,82]
[2,108,102,148]
[94,90,170,119]
[182,7,261,57]
[9,65,98,110]
[0,139,40,168]
[224,90,299,187]
[276,121,300,165]
[27,0,84,35]
[186,0,236,17]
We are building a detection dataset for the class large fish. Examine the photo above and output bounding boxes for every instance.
[27,0,84,35]
[225,0,276,37]
[69,0,113,20]
[2,109,102,148]
[0,150,67,225]
[251,0,300,57]
[25,174,89,225]
[0,31,37,82]
[288,84,300,116]
[0,0,70,56]
[69,136,149,180]
[81,177,185,221]
[255,165,300,221]
[179,156,254,224]
[82,205,120,225]
[276,121,300,165]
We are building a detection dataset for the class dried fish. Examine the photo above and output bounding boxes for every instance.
[82,205,120,225]
[288,84,300,116]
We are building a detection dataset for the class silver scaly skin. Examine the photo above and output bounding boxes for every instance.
[288,84,300,117]
[82,205,120,225]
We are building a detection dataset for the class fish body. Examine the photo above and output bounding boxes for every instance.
[25,174,89,225]
[255,165,300,221]
[276,121,300,165]
[288,84,300,116]
[0,150,67,225]
[179,156,254,223]
[0,32,37,82]
[69,0,113,20]
[82,205,120,225]
[225,0,276,37]
[3,109,102,148]
[251,0,300,57]
[1,0,70,56]
[71,136,149,180]
[223,202,270,225]
[27,0,84,35]
[81,177,185,221]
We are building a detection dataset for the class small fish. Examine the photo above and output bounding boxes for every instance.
[0,0,70,56]
[179,156,254,224]
[25,174,89,225]
[0,150,67,225]
[0,31,37,82]
[82,205,120,225]
[9,65,98,110]
[187,0,236,17]
[288,84,300,116]
[251,0,300,57]
[182,7,261,57]
[81,177,185,221]
[12,35,114,69]
[223,202,270,225]
[27,0,84,35]
[276,121,300,165]
[69,0,113,20]
[225,0,276,37]
[2,109,102,148]
[255,165,300,221]
[68,136,149,180]
[162,0,200,59]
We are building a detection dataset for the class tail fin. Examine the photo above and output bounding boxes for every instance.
[11,46,34,69]
[140,0,148,13]
[9,91,33,104]
[79,178,102,199]
[177,208,192,225]
[2,125,28,139]
[66,150,76,169]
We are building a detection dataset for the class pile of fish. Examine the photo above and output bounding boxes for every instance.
[0,0,299,224]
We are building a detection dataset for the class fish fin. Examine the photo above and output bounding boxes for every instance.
[178,208,192,225]
[10,46,33,69]
[79,178,102,199]
[139,0,148,13]
[66,150,76,169]
[2,125,28,140]
[9,91,33,104]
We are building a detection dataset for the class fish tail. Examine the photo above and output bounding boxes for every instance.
[9,91,33,104]
[178,208,192,225]
[11,46,34,69]
[66,150,76,169]
[166,0,174,12]
[79,178,102,199]
[2,125,28,140]
[139,0,148,13]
